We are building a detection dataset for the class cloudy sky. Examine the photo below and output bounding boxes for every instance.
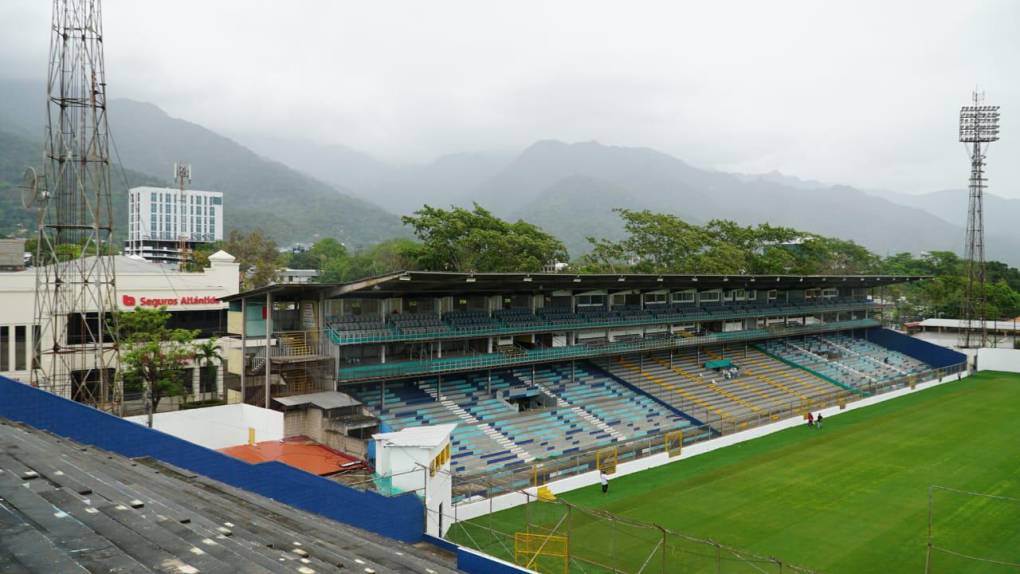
[1,0,1017,195]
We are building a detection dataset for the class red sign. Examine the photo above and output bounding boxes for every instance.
[121,295,221,308]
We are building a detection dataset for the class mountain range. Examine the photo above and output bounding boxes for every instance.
[0,79,406,248]
[239,134,1020,264]
[3,77,1019,265]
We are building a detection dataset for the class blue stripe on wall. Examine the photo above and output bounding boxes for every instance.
[0,376,425,542]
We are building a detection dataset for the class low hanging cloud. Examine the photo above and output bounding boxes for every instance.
[1,0,1017,196]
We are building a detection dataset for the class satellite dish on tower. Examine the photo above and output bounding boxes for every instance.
[19,167,46,209]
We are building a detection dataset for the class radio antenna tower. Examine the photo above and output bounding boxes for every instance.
[174,161,192,270]
[32,0,121,411]
[958,91,1000,349]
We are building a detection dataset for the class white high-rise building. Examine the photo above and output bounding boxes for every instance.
[125,186,224,265]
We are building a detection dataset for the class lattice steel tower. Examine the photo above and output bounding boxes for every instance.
[31,0,121,411]
[958,92,1000,349]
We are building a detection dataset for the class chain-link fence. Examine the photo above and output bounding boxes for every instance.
[443,488,820,573]
[925,486,1020,573]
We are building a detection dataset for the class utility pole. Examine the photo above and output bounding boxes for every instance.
[174,161,192,270]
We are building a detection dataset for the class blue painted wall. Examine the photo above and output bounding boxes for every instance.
[860,328,967,369]
[0,376,425,543]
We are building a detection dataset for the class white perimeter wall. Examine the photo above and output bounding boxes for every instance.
[976,348,1020,373]
[454,370,971,522]
[126,403,283,450]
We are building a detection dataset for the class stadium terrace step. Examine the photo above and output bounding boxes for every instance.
[651,355,764,417]
[785,340,877,384]
[524,375,628,442]
[818,335,910,376]
[420,383,535,464]
[758,334,932,394]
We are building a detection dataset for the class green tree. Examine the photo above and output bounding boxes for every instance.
[118,306,199,426]
[287,237,348,272]
[581,209,881,276]
[192,338,224,399]
[401,204,567,272]
[340,238,422,281]
[223,229,282,289]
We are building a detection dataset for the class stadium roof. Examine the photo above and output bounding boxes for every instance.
[374,424,458,448]
[914,318,1020,331]
[273,391,363,410]
[223,270,931,301]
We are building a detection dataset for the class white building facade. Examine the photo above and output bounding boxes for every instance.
[126,186,224,265]
[0,251,240,408]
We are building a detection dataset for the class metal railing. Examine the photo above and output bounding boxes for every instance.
[328,300,875,345]
[336,319,881,382]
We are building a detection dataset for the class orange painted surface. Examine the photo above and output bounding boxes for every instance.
[220,436,364,476]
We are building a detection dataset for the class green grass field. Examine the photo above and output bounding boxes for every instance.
[450,372,1020,573]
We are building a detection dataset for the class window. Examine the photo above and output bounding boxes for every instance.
[199,365,217,394]
[805,289,820,300]
[747,290,757,301]
[0,326,8,371]
[211,196,223,205]
[14,326,26,371]
[699,291,720,303]
[672,291,696,304]
[576,294,606,308]
[723,290,734,302]
[733,289,746,301]
[644,293,668,305]
[768,289,778,301]
[32,325,39,370]
[822,288,838,299]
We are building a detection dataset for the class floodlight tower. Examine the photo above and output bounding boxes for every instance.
[174,161,192,270]
[958,91,1000,349]
[32,0,121,410]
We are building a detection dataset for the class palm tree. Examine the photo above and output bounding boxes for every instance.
[193,338,224,401]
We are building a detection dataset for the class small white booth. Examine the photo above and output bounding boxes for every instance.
[373,424,455,537]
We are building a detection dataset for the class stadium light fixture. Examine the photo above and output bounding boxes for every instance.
[573,276,582,283]
[656,276,664,282]
[523,275,533,283]
[618,276,626,282]
[465,275,476,283]
[398,273,411,281]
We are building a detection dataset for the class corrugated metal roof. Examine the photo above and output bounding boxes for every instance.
[919,318,1020,331]
[373,424,457,448]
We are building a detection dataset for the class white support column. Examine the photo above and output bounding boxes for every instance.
[265,292,273,408]
[216,362,224,400]
[240,298,246,401]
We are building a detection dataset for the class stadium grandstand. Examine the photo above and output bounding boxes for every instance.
[0,270,975,573]
[218,271,964,487]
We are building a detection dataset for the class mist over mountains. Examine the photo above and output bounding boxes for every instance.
[3,77,1018,264]
[235,133,1020,264]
